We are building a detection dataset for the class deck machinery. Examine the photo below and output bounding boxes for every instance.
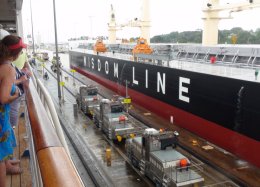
[93,97,142,142]
[126,128,204,187]
[76,85,100,115]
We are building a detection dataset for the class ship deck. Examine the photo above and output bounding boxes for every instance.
[72,48,260,83]
[6,100,32,187]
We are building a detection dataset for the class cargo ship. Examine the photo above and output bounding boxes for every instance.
[69,43,260,168]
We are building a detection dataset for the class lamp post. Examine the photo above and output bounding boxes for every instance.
[29,0,35,55]
[125,80,128,113]
[52,0,62,100]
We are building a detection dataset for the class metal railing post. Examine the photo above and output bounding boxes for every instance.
[52,0,62,100]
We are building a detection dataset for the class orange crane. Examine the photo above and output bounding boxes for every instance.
[202,0,260,45]
[132,38,153,55]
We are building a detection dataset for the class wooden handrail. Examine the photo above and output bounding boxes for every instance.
[38,147,83,187]
[25,82,84,187]
[26,82,61,151]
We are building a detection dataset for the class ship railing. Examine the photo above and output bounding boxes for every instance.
[30,67,70,154]
[165,45,260,68]
[251,56,257,66]
[203,49,211,62]
[205,181,239,187]
[231,49,239,63]
[24,67,84,186]
[114,125,145,138]
[164,163,204,184]
[24,106,43,187]
[247,55,253,66]
[134,51,260,69]
[170,54,260,69]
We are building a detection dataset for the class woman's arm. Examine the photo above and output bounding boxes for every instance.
[14,75,28,85]
[0,65,18,104]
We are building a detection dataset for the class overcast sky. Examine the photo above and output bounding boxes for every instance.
[21,0,260,43]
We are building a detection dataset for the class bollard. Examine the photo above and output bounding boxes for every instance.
[106,148,111,166]
[70,69,76,86]
[192,140,198,146]
[73,103,78,117]
[117,135,122,142]
[83,124,87,131]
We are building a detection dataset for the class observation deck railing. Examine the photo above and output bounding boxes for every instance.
[24,67,84,187]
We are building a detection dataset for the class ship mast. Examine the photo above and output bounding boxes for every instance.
[108,4,117,44]
[108,0,151,44]
[140,0,151,44]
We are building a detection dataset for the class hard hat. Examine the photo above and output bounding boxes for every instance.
[0,28,10,40]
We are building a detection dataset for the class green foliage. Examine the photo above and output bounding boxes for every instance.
[151,28,260,44]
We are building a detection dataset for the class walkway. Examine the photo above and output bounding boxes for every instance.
[6,101,31,187]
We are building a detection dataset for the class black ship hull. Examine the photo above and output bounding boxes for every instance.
[69,51,260,167]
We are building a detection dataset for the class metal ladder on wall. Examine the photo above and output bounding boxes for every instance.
[231,49,240,64]
[247,49,258,67]
[139,159,146,175]
[203,49,211,62]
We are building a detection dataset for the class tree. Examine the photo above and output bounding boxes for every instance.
[150,28,260,44]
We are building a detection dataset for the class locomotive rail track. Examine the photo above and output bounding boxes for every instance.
[36,63,152,187]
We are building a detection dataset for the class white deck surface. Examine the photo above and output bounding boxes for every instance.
[168,60,259,82]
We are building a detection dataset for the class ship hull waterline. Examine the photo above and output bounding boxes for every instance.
[70,51,260,168]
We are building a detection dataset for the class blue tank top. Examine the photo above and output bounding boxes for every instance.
[10,84,16,96]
